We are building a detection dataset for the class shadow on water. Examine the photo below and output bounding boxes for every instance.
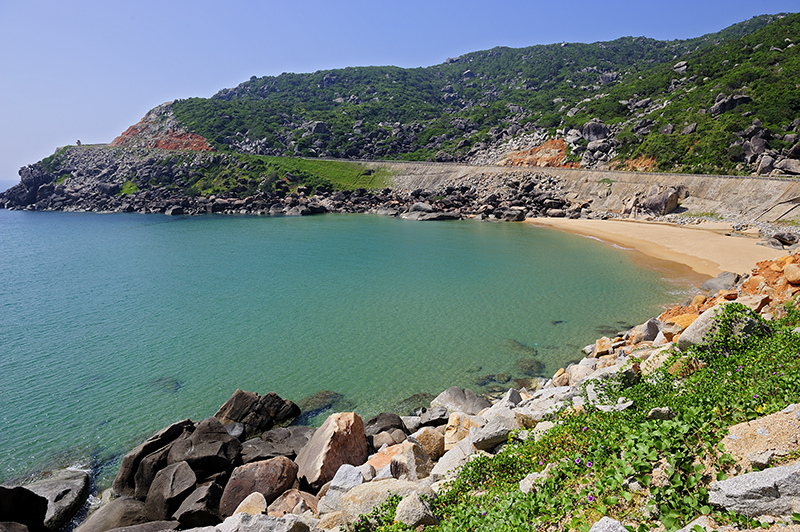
[294,390,354,426]
[150,377,184,394]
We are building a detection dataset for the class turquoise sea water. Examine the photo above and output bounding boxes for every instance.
[0,210,682,486]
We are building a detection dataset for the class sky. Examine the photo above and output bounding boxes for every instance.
[1,0,798,192]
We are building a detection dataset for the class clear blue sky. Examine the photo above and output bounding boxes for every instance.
[0,0,797,191]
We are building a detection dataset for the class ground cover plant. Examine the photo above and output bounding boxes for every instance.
[363,302,800,531]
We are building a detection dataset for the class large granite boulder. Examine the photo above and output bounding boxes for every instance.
[394,493,438,528]
[709,461,800,516]
[74,498,148,532]
[241,427,315,464]
[363,413,408,437]
[389,441,432,481]
[700,271,740,294]
[167,417,242,479]
[430,387,490,415]
[340,480,434,531]
[641,187,680,216]
[582,120,611,142]
[267,489,319,518]
[172,483,223,527]
[219,456,298,518]
[0,486,48,532]
[25,469,90,531]
[113,419,194,498]
[214,512,311,532]
[214,390,300,438]
[295,413,368,492]
[143,461,197,521]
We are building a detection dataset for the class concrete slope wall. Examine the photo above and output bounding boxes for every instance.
[374,161,800,223]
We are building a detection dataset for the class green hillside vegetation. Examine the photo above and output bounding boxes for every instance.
[168,13,798,175]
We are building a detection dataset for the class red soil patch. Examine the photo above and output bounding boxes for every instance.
[502,139,579,168]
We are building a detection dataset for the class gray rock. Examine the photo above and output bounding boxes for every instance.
[700,271,740,294]
[400,416,420,433]
[418,407,449,427]
[431,386,490,415]
[320,464,364,513]
[627,318,662,344]
[216,512,310,532]
[103,521,180,532]
[647,407,676,420]
[113,419,194,498]
[472,417,520,451]
[167,417,242,479]
[143,461,197,521]
[642,187,679,215]
[214,390,300,437]
[340,480,434,532]
[172,483,223,528]
[394,493,438,528]
[364,413,408,436]
[589,517,627,532]
[748,450,775,470]
[24,469,90,531]
[582,120,611,142]
[708,461,800,516]
[430,437,474,482]
[74,498,148,532]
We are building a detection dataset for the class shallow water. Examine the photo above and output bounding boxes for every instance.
[0,210,683,486]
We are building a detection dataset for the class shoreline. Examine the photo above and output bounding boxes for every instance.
[528,217,786,284]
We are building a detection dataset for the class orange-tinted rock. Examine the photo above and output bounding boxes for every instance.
[295,412,368,491]
[366,444,405,470]
[784,263,800,284]
[501,139,579,168]
[594,336,614,357]
[110,102,215,152]
[267,489,319,517]
[443,413,484,451]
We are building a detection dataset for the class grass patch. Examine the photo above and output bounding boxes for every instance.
[118,181,139,195]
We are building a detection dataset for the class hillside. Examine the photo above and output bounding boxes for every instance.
[154,12,800,176]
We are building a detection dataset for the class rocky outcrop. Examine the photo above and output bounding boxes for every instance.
[294,413,369,491]
[110,103,214,151]
[214,389,300,439]
[24,469,90,531]
[709,462,800,517]
[219,457,298,517]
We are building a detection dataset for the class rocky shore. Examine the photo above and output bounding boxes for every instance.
[5,249,800,532]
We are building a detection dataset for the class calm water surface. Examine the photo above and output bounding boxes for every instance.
[0,210,682,486]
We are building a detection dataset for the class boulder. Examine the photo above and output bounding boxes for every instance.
[394,493,438,528]
[232,492,266,516]
[444,413,485,450]
[294,413,369,492]
[167,417,242,478]
[389,441,432,481]
[318,465,363,513]
[143,461,197,521]
[430,387,490,415]
[776,158,800,175]
[409,427,445,461]
[418,407,449,427]
[219,456,298,517]
[582,120,611,142]
[101,522,180,532]
[589,517,628,532]
[215,390,300,438]
[641,187,679,215]
[472,415,521,451]
[113,419,194,498]
[627,318,662,344]
[340,480,434,531]
[709,462,800,516]
[172,483,223,527]
[24,469,90,531]
[215,512,310,532]
[363,413,408,436]
[74,498,148,532]
[267,490,319,518]
[700,271,740,293]
[134,445,172,500]
[677,303,770,352]
[430,437,474,482]
[785,263,800,284]
[0,486,48,532]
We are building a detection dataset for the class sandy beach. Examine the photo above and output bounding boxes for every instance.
[529,217,787,284]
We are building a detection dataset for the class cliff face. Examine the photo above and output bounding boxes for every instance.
[110,102,214,152]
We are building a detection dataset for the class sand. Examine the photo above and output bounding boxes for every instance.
[529,217,786,285]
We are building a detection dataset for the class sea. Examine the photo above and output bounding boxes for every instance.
[0,210,684,488]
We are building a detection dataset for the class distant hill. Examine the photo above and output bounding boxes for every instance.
[120,12,798,176]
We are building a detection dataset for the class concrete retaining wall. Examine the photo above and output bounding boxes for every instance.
[372,161,800,223]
